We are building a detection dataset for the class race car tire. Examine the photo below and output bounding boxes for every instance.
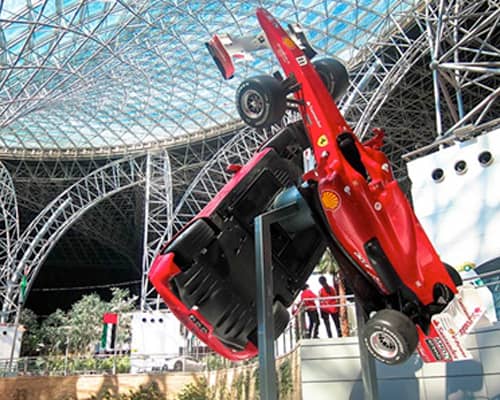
[236,75,287,128]
[313,58,349,101]
[362,309,418,365]
[163,219,215,270]
[173,360,183,371]
[444,263,463,287]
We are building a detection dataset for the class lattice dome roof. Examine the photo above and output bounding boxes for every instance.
[0,0,416,158]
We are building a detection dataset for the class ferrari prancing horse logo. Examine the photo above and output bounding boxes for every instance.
[321,190,340,211]
[317,134,329,147]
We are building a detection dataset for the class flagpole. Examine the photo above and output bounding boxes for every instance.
[112,317,118,375]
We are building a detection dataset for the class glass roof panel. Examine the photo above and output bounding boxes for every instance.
[0,0,417,155]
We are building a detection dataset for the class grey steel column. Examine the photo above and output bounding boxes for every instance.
[254,203,297,400]
[356,302,379,400]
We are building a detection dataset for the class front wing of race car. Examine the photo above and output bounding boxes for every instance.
[417,284,490,362]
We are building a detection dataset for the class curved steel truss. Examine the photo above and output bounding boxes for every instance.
[140,151,173,311]
[0,154,151,320]
[424,0,499,137]
[0,0,420,158]
[343,0,499,173]
[0,163,19,270]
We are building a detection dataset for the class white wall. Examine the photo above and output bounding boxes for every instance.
[407,128,500,267]
[0,325,23,361]
[300,323,500,400]
[129,311,185,372]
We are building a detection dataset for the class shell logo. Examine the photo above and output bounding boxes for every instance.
[283,37,296,49]
[321,190,341,211]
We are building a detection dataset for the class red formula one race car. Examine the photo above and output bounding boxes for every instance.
[150,8,488,365]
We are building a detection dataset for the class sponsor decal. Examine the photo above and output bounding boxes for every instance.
[321,190,340,210]
[353,250,384,287]
[296,55,308,66]
[432,317,468,360]
[424,338,451,361]
[275,44,289,64]
[306,101,322,128]
[425,338,443,361]
[317,134,329,147]
[435,337,451,360]
[189,314,208,334]
[458,309,481,335]
[283,37,296,49]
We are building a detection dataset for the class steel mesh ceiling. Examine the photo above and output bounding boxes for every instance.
[0,0,416,156]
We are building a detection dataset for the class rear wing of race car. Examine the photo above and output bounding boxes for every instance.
[205,23,317,80]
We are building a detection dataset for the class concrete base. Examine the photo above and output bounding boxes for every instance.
[300,322,500,400]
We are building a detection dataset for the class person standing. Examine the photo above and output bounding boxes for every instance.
[300,284,320,338]
[318,275,342,338]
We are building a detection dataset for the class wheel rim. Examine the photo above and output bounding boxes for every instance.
[369,330,398,359]
[241,89,264,119]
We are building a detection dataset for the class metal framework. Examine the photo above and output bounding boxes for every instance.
[0,162,19,271]
[140,151,173,311]
[424,0,499,137]
[0,0,419,158]
[0,0,497,322]
[0,155,149,321]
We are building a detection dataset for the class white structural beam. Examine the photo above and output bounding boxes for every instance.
[140,151,174,311]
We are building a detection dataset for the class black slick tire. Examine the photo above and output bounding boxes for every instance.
[236,75,287,128]
[362,309,418,365]
[313,58,349,101]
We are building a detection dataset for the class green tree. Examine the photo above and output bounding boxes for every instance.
[20,288,137,357]
[66,293,106,354]
[19,308,40,356]
[39,309,67,355]
[315,248,338,274]
[66,288,137,355]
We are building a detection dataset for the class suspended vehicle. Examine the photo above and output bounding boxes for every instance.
[150,8,489,365]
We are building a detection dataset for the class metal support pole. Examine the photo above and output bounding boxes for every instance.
[254,203,298,400]
[64,334,69,376]
[355,302,379,400]
[7,297,22,375]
